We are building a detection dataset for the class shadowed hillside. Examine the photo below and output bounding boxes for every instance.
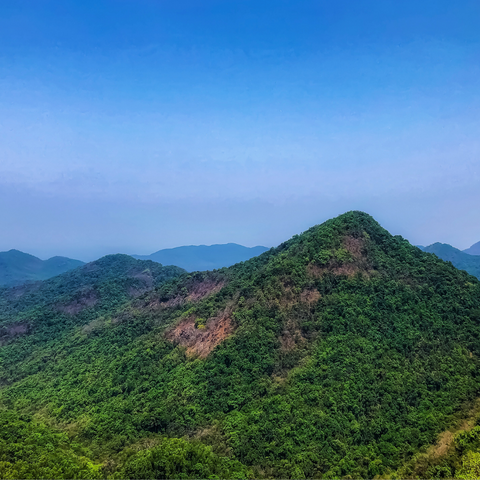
[419,243,480,279]
[1,212,480,478]
[0,249,85,286]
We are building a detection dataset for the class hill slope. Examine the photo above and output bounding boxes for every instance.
[1,212,480,479]
[420,242,480,279]
[0,254,185,353]
[0,249,85,286]
[133,243,269,272]
[464,241,480,256]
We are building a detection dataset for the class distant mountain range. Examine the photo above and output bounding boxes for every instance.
[133,243,270,272]
[418,242,480,279]
[464,240,480,256]
[3,237,477,288]
[0,244,270,287]
[0,249,85,287]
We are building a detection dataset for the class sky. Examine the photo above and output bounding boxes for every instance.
[0,0,479,261]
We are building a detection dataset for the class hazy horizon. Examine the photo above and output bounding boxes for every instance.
[1,0,479,261]
[2,210,480,263]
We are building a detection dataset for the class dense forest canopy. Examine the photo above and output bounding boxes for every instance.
[1,211,480,479]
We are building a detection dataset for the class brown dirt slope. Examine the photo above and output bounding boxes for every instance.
[166,313,234,358]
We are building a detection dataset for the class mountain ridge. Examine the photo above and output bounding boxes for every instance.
[1,211,480,478]
[133,243,270,272]
[0,249,85,287]
[464,240,480,256]
[419,242,480,279]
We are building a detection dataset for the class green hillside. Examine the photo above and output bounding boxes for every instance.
[1,212,480,479]
[0,254,185,362]
[420,243,480,280]
[0,249,85,287]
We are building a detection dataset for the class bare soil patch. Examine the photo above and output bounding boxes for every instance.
[166,312,234,358]
[186,279,226,302]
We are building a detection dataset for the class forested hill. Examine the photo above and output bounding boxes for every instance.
[419,242,480,279]
[0,249,85,286]
[133,243,269,272]
[0,254,185,349]
[1,212,480,479]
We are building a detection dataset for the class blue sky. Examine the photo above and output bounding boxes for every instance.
[1,0,479,260]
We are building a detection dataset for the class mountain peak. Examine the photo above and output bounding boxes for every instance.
[464,240,480,256]
[0,249,85,287]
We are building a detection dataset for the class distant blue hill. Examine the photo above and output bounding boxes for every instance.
[418,243,480,280]
[0,249,85,286]
[464,241,480,256]
[133,243,270,272]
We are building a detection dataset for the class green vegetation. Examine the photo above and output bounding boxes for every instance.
[395,410,480,479]
[1,212,480,478]
[420,242,480,280]
[0,254,185,359]
[0,409,100,479]
[0,249,85,287]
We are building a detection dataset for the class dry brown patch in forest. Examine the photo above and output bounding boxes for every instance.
[307,262,364,278]
[0,321,29,345]
[193,424,233,457]
[307,264,324,278]
[151,296,183,309]
[396,399,480,478]
[131,270,154,286]
[300,288,321,304]
[343,235,365,257]
[186,279,226,302]
[333,263,363,277]
[127,270,155,297]
[433,430,454,458]
[166,312,234,358]
[280,328,306,352]
[6,322,28,336]
[431,415,478,460]
[128,286,148,297]
[154,278,226,310]
[57,290,98,315]
[308,235,373,279]
[6,282,41,300]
